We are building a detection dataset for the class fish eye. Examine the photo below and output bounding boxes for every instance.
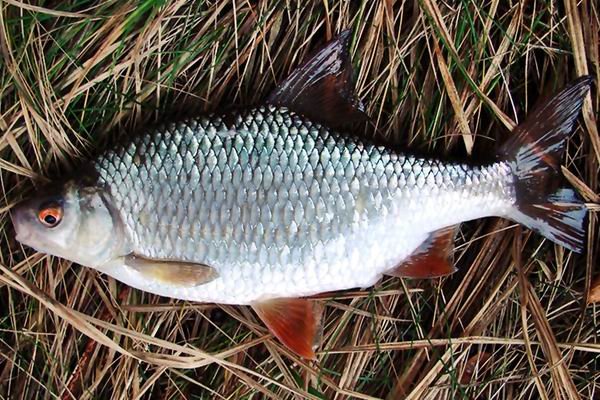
[38,202,63,228]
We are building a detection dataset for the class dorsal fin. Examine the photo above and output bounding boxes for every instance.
[386,226,458,279]
[267,29,367,132]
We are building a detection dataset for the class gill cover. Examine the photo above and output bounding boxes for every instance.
[11,182,126,268]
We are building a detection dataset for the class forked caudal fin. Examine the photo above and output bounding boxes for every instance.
[499,76,593,253]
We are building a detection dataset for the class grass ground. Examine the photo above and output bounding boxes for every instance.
[0,1,598,399]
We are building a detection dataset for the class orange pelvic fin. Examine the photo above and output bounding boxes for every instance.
[252,297,323,359]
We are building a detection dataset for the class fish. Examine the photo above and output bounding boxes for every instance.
[11,30,593,359]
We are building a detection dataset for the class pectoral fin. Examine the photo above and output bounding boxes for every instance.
[124,254,218,287]
[386,226,458,278]
[252,298,323,359]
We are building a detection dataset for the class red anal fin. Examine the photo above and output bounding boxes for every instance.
[386,226,458,279]
[251,298,323,359]
[267,29,367,132]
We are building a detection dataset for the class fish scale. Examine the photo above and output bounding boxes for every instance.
[93,105,513,304]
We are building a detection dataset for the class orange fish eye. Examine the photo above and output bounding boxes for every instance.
[38,202,63,228]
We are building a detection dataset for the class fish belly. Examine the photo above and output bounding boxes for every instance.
[95,106,515,304]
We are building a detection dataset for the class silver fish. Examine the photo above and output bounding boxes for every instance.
[11,31,592,358]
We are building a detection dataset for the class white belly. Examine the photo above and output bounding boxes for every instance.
[99,187,511,305]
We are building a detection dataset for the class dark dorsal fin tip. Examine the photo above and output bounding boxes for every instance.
[267,29,368,132]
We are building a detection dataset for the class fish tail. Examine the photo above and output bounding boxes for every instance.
[499,76,593,253]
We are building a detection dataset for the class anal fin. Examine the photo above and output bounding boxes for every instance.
[124,254,218,287]
[252,298,323,359]
[386,226,458,279]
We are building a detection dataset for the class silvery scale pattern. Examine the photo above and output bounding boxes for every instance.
[94,105,514,304]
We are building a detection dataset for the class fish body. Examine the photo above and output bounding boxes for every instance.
[11,31,592,358]
[93,105,513,304]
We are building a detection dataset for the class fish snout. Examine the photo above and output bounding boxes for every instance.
[10,204,31,244]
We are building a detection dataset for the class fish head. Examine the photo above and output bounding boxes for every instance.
[11,181,126,267]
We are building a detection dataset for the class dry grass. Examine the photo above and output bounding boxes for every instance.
[0,1,598,399]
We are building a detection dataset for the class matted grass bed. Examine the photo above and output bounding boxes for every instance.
[0,1,598,399]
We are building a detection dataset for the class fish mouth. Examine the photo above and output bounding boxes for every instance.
[10,206,31,244]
